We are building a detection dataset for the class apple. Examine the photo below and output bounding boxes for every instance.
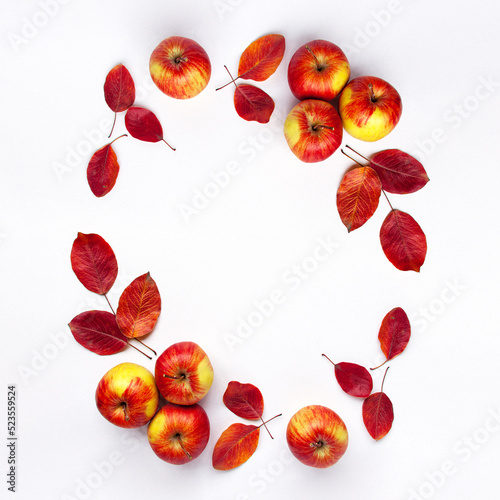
[149,36,211,99]
[288,39,350,101]
[338,76,402,142]
[286,405,348,468]
[147,402,210,465]
[155,341,214,405]
[283,99,343,163]
[95,362,159,429]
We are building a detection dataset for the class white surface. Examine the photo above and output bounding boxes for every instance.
[1,1,500,499]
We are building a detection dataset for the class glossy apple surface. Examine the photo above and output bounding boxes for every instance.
[147,403,210,465]
[288,39,350,101]
[150,36,211,99]
[95,362,159,429]
[284,99,343,163]
[155,341,214,405]
[339,76,402,141]
[286,405,348,468]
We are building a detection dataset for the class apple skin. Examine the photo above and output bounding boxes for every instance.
[288,40,350,101]
[284,99,343,163]
[155,341,214,405]
[339,76,402,142]
[147,402,210,465]
[95,362,159,429]
[149,36,211,99]
[286,405,348,468]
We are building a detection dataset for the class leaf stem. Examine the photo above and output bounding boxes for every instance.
[258,413,282,437]
[341,149,365,167]
[162,138,176,151]
[108,112,117,138]
[380,366,390,392]
[345,145,370,163]
[127,341,152,360]
[109,133,128,145]
[133,338,156,356]
[216,65,240,91]
[321,353,336,367]
[104,293,115,315]
[370,359,388,371]
[382,190,394,211]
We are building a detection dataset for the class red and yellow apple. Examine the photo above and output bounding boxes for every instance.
[149,36,211,99]
[339,76,402,142]
[95,362,159,429]
[284,99,343,163]
[147,402,210,465]
[155,341,214,405]
[286,405,348,468]
[288,39,350,101]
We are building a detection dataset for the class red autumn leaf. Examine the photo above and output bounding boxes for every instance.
[362,368,394,440]
[68,310,128,355]
[124,107,175,150]
[71,232,118,295]
[373,307,411,369]
[212,423,260,470]
[116,272,161,339]
[370,149,429,194]
[104,64,135,137]
[323,354,372,398]
[223,381,264,420]
[380,209,427,272]
[237,34,286,81]
[87,134,127,198]
[337,166,382,232]
[234,84,275,123]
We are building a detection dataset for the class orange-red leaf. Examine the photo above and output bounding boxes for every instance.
[378,307,411,365]
[370,149,429,194]
[212,423,260,470]
[223,381,264,420]
[116,272,161,338]
[68,310,128,355]
[70,233,118,295]
[87,135,126,198]
[362,391,394,440]
[238,34,285,81]
[380,209,427,272]
[337,167,382,232]
[125,107,164,143]
[104,64,135,113]
[234,84,275,123]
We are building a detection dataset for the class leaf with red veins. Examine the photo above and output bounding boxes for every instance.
[337,166,382,232]
[380,209,427,272]
[68,310,128,355]
[212,423,260,470]
[370,149,429,194]
[104,64,135,136]
[237,34,285,81]
[116,272,161,339]
[70,232,118,295]
[223,381,264,420]
[234,84,275,123]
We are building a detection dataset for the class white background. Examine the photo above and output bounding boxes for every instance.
[1,0,500,499]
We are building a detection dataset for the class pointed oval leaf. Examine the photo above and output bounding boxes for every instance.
[68,310,128,355]
[104,64,135,113]
[337,166,382,232]
[234,84,275,123]
[370,149,429,194]
[362,391,394,440]
[238,34,285,81]
[125,106,164,143]
[380,209,427,272]
[334,362,373,398]
[87,135,127,198]
[212,423,260,471]
[116,272,161,339]
[223,381,264,420]
[378,307,411,364]
[71,233,118,294]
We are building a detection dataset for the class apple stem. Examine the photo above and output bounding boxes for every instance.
[134,338,156,356]
[341,149,365,167]
[310,440,324,449]
[322,353,337,367]
[369,83,377,103]
[215,65,240,91]
[175,56,188,65]
[163,373,186,380]
[121,402,130,421]
[127,341,152,360]
[176,434,192,460]
[161,138,176,151]
[104,293,116,315]
[108,112,118,138]
[305,45,324,71]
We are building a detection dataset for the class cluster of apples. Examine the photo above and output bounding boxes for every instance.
[284,39,403,162]
[95,341,214,464]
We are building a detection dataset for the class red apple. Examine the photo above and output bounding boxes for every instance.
[155,341,214,405]
[288,40,350,101]
[283,99,343,163]
[149,36,211,99]
[147,402,210,465]
[95,362,159,429]
[286,405,348,468]
[339,76,402,142]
